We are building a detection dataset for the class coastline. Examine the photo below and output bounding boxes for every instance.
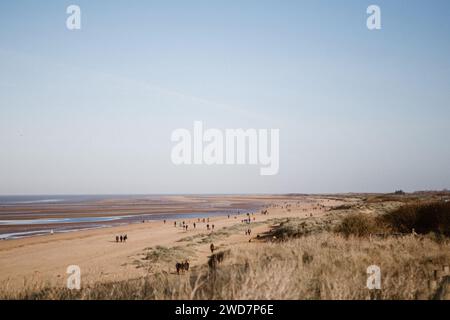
[0,194,271,240]
[0,195,335,293]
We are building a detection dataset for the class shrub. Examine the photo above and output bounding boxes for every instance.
[335,214,381,238]
[382,202,450,236]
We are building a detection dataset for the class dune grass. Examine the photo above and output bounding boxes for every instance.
[2,233,448,300]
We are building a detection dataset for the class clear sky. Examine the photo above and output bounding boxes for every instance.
[0,0,449,194]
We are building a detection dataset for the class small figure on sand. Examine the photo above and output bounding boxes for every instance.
[120,235,123,242]
[116,235,119,242]
[193,222,196,229]
[123,234,127,242]
[175,260,190,274]
[207,224,210,231]
[212,224,215,230]
[210,243,215,254]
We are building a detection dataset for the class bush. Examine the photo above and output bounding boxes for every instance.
[336,214,381,238]
[382,202,450,236]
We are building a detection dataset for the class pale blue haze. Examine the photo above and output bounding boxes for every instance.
[0,0,449,194]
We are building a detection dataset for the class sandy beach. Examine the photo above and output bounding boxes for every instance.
[0,195,342,293]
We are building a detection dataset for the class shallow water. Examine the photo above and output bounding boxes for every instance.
[0,209,246,240]
[0,216,126,225]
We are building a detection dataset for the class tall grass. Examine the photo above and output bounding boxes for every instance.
[2,233,448,300]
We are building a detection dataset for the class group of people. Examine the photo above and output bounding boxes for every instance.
[172,219,216,232]
[115,234,128,243]
[175,260,190,274]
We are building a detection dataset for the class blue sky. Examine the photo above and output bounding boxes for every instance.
[0,0,449,194]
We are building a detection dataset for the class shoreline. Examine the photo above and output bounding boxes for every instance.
[0,194,277,240]
[0,208,254,240]
[0,195,338,293]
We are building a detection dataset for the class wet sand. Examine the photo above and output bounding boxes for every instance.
[0,195,268,239]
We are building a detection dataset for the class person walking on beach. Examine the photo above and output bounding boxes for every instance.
[212,224,215,230]
[193,222,196,229]
[120,235,123,242]
[207,224,210,231]
[123,234,127,242]
[116,235,119,242]
[174,221,177,227]
[210,243,215,254]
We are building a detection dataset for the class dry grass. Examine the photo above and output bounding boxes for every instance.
[204,234,449,300]
[131,245,195,273]
[2,233,448,300]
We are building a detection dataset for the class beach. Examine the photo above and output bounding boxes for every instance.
[1,193,448,300]
[0,195,340,293]
[0,194,267,239]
